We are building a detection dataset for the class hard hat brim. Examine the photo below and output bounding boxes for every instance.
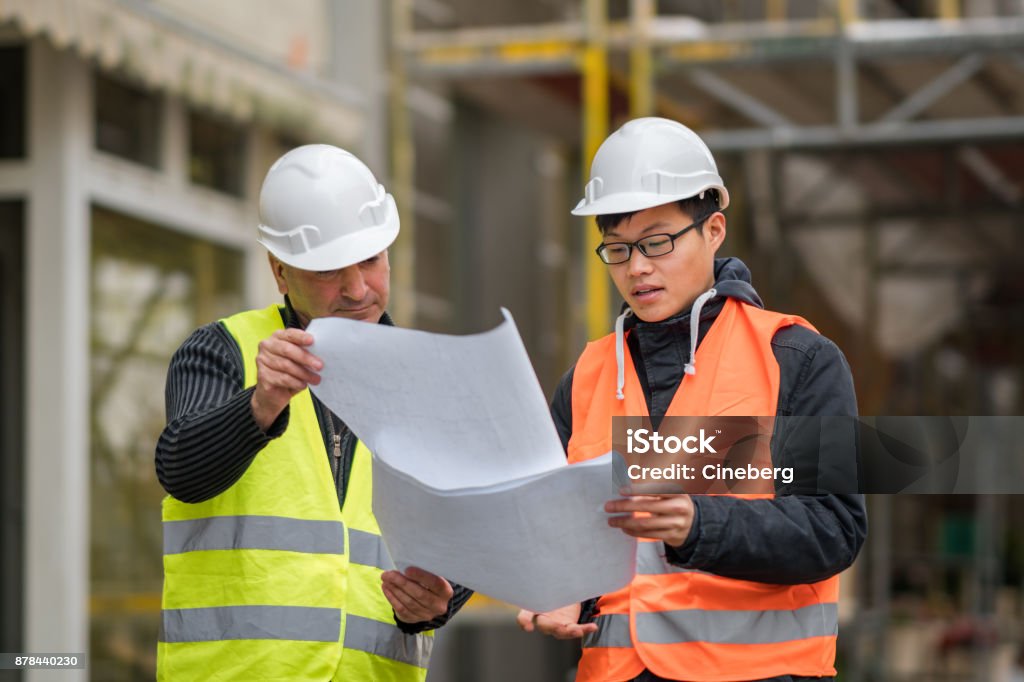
[571,186,730,217]
[260,214,399,272]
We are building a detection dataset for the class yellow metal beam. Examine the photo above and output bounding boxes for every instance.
[390,0,416,326]
[416,40,579,69]
[418,44,485,66]
[582,0,610,341]
[499,40,578,63]
[937,0,961,20]
[838,0,859,25]
[90,592,161,615]
[767,0,788,22]
[664,41,749,63]
[629,0,655,119]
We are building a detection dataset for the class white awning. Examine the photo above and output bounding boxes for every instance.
[0,0,365,145]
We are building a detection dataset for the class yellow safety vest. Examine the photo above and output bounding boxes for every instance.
[340,440,434,681]
[158,304,432,681]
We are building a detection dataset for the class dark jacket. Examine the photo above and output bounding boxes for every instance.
[551,258,866,682]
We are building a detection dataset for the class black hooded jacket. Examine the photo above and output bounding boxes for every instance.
[551,257,866,602]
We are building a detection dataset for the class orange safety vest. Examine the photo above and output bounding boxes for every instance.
[568,298,840,682]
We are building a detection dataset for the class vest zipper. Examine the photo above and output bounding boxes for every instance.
[324,409,351,511]
[325,412,341,486]
[332,433,342,482]
[338,429,353,506]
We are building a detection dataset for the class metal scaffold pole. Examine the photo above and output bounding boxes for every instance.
[582,0,610,340]
[629,0,655,119]
[390,0,416,326]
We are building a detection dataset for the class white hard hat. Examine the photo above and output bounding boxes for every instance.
[257,144,399,271]
[572,117,729,216]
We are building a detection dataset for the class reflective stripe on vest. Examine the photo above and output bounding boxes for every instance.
[584,605,838,648]
[583,613,632,649]
[636,604,839,645]
[348,527,393,570]
[164,515,346,555]
[344,614,434,668]
[161,605,342,643]
[568,299,840,682]
[338,438,433,680]
[158,305,348,681]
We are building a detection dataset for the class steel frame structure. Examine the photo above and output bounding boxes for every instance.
[392,0,1024,340]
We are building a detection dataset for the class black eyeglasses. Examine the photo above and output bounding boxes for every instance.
[595,213,716,265]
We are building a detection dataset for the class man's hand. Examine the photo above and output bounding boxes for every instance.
[516,603,598,640]
[381,567,454,624]
[251,328,323,432]
[605,494,695,548]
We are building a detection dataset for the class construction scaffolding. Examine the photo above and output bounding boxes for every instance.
[391,0,1024,333]
[390,2,1024,681]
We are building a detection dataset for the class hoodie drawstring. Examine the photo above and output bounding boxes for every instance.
[684,288,717,376]
[614,309,631,400]
[613,288,718,401]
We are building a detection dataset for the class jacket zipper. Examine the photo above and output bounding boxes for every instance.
[338,429,353,505]
[325,411,344,508]
[317,396,351,510]
[331,433,342,484]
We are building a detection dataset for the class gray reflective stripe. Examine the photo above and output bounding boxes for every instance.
[635,541,706,575]
[160,605,341,643]
[636,603,839,645]
[348,528,395,570]
[583,613,632,649]
[343,614,433,669]
[164,515,345,555]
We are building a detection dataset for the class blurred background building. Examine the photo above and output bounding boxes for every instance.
[0,1,1023,680]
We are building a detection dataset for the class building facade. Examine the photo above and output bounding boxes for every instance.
[0,2,383,679]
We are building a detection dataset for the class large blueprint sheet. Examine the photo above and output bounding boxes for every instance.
[307,310,635,612]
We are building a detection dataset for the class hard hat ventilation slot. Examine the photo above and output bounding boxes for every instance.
[359,185,389,227]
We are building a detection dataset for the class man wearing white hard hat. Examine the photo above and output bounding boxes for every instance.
[156,145,469,680]
[518,118,866,682]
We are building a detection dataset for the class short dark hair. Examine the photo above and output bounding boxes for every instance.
[595,190,722,234]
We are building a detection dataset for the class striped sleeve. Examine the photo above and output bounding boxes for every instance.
[155,322,288,503]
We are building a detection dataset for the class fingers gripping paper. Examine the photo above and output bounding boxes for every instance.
[307,310,636,613]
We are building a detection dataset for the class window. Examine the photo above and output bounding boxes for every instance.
[0,46,26,159]
[89,207,244,680]
[93,72,162,167]
[188,109,247,196]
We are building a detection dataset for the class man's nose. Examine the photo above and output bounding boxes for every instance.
[338,265,368,300]
[627,249,654,277]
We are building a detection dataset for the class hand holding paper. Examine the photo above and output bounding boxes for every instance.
[308,310,636,613]
[381,567,454,623]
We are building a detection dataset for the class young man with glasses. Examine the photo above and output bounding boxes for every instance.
[518,118,866,682]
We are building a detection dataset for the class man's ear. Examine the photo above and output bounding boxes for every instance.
[268,253,289,295]
[707,213,727,254]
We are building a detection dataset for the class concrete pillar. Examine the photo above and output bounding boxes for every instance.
[24,38,91,682]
